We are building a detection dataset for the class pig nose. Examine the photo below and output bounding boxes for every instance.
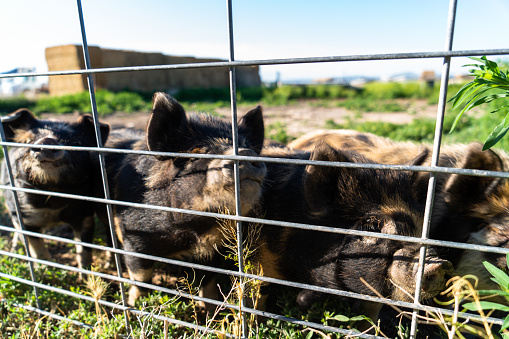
[238,148,265,174]
[31,137,64,162]
[224,148,266,182]
[421,258,454,292]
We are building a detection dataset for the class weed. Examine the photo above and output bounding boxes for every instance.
[449,56,509,150]
[266,121,294,144]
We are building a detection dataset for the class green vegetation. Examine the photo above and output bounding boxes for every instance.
[0,231,367,338]
[0,81,463,116]
[336,98,406,113]
[3,75,509,337]
[266,122,294,144]
[423,255,509,339]
[323,97,509,151]
[449,56,509,150]
[461,254,509,338]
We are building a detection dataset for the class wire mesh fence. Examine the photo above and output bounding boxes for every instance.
[1,0,509,338]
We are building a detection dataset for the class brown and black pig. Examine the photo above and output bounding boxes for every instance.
[288,129,509,291]
[97,93,266,306]
[253,142,453,322]
[0,109,109,269]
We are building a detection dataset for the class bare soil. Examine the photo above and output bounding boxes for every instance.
[39,99,440,138]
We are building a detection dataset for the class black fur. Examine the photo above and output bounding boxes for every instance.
[1,109,109,268]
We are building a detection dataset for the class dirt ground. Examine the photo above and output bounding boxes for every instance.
[39,99,440,138]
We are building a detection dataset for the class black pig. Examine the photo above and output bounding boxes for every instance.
[1,109,109,269]
[98,93,266,306]
[253,143,453,323]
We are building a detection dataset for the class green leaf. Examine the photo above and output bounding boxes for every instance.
[483,116,509,150]
[476,289,509,297]
[450,111,466,133]
[448,81,480,108]
[349,315,370,322]
[502,315,509,331]
[330,314,351,322]
[490,103,509,114]
[483,260,509,288]
[457,87,493,112]
[470,93,509,110]
[463,301,509,312]
[468,56,487,64]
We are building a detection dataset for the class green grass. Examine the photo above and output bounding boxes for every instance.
[266,122,294,144]
[335,98,407,113]
[323,104,509,151]
[2,81,508,337]
[0,82,462,116]
[0,235,370,338]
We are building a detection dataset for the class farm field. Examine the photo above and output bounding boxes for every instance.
[1,82,509,338]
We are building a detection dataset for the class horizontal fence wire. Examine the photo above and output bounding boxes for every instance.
[2,141,509,180]
[3,184,509,256]
[1,1,508,338]
[1,230,506,330]
[1,48,509,79]
[1,144,509,335]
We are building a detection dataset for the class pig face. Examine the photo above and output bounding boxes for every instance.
[1,108,109,269]
[2,109,109,186]
[144,92,266,216]
[303,143,453,307]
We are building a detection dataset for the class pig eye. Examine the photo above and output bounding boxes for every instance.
[361,216,382,232]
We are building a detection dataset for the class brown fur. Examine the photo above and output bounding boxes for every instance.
[252,142,452,323]
[289,129,509,286]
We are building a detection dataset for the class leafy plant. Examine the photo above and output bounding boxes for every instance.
[449,56,509,150]
[461,253,509,338]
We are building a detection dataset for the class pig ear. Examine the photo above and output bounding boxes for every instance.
[1,109,38,141]
[406,148,432,196]
[239,105,264,154]
[409,148,429,167]
[442,143,503,210]
[77,115,110,146]
[146,92,188,157]
[303,142,354,218]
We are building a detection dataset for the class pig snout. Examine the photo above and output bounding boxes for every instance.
[31,137,64,162]
[222,148,267,184]
[420,252,453,296]
[391,247,453,301]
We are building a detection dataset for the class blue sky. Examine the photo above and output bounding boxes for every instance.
[1,0,508,83]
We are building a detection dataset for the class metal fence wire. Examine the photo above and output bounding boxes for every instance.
[1,0,509,338]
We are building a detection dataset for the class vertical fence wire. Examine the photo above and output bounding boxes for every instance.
[226,0,248,337]
[75,0,131,335]
[0,120,41,309]
[409,0,458,337]
[1,1,508,337]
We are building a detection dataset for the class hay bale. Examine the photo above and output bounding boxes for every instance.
[45,45,261,96]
